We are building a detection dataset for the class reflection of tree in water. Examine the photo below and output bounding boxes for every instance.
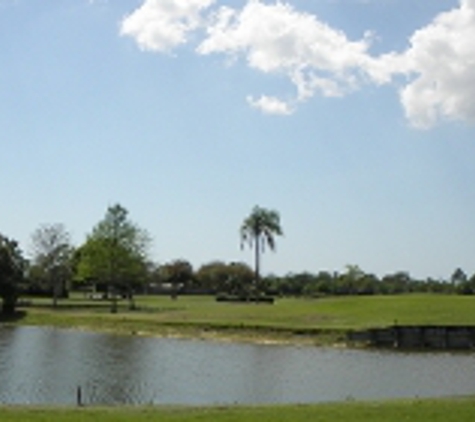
[0,327,82,404]
[245,345,291,403]
[77,333,159,405]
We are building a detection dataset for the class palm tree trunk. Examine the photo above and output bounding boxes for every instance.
[254,235,260,296]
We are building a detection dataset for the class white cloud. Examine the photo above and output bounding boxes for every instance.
[247,95,293,115]
[121,0,475,128]
[395,0,475,128]
[198,1,370,102]
[120,0,215,52]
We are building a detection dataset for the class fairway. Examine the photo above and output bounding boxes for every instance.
[12,294,475,345]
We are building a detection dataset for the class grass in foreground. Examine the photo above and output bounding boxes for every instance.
[10,294,475,345]
[2,398,475,422]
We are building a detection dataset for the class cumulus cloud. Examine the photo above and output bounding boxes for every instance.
[247,95,293,115]
[198,1,370,100]
[120,0,215,52]
[396,0,475,128]
[121,0,475,128]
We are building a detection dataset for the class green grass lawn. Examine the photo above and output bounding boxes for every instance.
[2,398,475,421]
[8,293,475,345]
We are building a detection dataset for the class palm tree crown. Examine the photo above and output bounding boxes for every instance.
[240,206,283,288]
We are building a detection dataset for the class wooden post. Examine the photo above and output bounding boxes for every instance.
[77,386,83,407]
[394,326,400,349]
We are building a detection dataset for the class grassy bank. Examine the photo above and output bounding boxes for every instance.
[8,294,475,345]
[2,398,475,421]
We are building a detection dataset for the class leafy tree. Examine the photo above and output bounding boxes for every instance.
[262,274,282,296]
[195,261,254,296]
[240,206,283,295]
[451,268,468,290]
[195,261,229,292]
[160,259,193,299]
[142,260,160,295]
[459,273,475,295]
[281,272,315,296]
[381,271,412,294]
[452,268,467,283]
[222,262,254,297]
[313,271,336,295]
[356,273,379,295]
[0,235,25,315]
[340,265,365,295]
[30,223,73,307]
[76,204,150,312]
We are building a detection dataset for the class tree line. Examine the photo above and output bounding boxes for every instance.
[266,265,475,297]
[0,204,283,313]
[1,203,474,315]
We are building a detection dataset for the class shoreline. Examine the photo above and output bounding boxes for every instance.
[9,317,348,348]
[2,303,351,348]
[6,294,475,351]
[11,316,475,352]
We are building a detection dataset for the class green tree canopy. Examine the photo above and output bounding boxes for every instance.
[75,204,150,311]
[196,261,254,295]
[0,234,25,315]
[451,268,468,285]
[195,261,229,291]
[160,259,193,299]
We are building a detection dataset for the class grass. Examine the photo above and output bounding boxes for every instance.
[2,398,475,421]
[3,295,475,418]
[9,293,475,345]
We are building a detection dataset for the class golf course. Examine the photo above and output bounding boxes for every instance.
[10,293,475,344]
[2,293,475,420]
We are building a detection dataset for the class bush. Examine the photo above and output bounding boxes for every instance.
[215,294,274,304]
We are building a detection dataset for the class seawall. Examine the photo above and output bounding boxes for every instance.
[348,325,475,350]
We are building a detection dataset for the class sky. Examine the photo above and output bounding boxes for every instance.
[2,0,475,280]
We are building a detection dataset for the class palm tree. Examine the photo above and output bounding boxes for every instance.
[240,206,283,294]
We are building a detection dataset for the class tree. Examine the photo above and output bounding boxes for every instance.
[381,271,412,294]
[160,259,193,299]
[0,235,25,315]
[30,223,73,307]
[76,204,150,312]
[195,261,254,296]
[283,272,316,296]
[225,262,254,297]
[240,206,283,295]
[341,265,365,295]
[195,261,229,292]
[313,271,336,296]
[451,268,467,286]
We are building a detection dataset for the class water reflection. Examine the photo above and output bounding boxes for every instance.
[0,326,474,405]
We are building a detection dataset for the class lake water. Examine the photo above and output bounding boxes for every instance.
[0,326,474,405]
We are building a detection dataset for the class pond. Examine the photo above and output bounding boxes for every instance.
[0,326,474,405]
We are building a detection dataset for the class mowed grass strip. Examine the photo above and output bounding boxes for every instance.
[2,398,475,422]
[13,294,475,343]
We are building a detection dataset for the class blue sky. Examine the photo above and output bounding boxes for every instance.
[2,0,475,280]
